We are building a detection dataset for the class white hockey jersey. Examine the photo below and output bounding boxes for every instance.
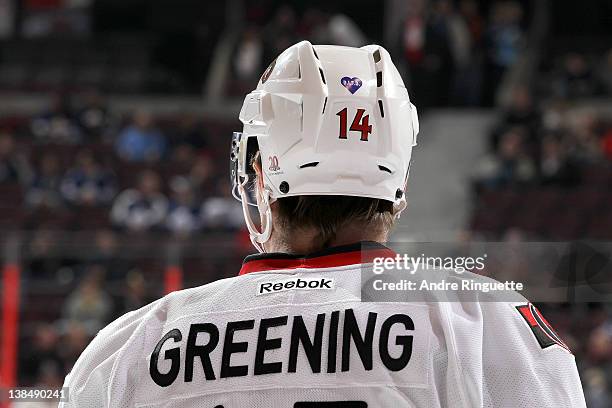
[60,242,586,408]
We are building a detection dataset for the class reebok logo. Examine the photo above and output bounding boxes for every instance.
[257,278,334,295]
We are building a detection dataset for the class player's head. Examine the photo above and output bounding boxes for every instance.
[231,41,419,252]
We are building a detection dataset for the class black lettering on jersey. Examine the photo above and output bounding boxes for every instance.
[342,309,376,372]
[185,323,219,381]
[379,314,414,371]
[516,303,571,352]
[150,328,182,387]
[148,309,418,387]
[220,319,255,378]
[288,313,325,373]
[327,310,340,373]
[254,316,288,375]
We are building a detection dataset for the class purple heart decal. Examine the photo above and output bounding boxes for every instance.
[341,76,363,94]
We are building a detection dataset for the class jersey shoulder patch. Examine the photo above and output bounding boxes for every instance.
[515,303,571,353]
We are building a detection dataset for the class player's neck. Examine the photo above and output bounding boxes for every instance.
[264,223,388,254]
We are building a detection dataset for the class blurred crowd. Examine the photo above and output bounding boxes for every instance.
[0,91,244,236]
[1,0,611,404]
[467,25,612,408]
[230,0,528,107]
[16,223,244,388]
[19,264,152,388]
[545,50,612,101]
[228,3,369,96]
[539,303,612,408]
[0,90,249,389]
[473,85,612,191]
[400,0,526,107]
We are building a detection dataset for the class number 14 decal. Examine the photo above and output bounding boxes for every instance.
[337,108,372,141]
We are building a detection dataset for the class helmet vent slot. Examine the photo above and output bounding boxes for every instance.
[376,71,382,87]
[378,165,393,174]
[378,100,385,117]
[313,48,320,60]
[373,49,381,63]
[299,161,319,169]
[322,97,328,114]
[300,100,304,131]
[319,68,326,84]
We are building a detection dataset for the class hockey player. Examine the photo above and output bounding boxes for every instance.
[60,41,586,407]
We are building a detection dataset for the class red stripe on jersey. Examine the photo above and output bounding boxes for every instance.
[239,247,396,275]
[517,305,538,326]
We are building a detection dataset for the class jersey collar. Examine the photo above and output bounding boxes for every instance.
[239,241,396,275]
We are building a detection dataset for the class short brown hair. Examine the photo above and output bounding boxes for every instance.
[253,153,395,245]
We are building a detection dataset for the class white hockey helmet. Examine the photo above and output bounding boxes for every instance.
[231,40,419,252]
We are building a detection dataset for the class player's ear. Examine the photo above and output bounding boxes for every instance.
[252,152,265,191]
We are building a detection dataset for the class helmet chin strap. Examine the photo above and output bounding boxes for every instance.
[238,177,273,253]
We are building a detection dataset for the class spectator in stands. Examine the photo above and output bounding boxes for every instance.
[114,270,153,317]
[115,110,166,162]
[421,0,456,106]
[166,176,201,236]
[171,113,209,151]
[111,170,168,231]
[401,0,425,65]
[75,90,113,140]
[297,8,330,43]
[583,367,610,408]
[30,94,81,144]
[0,131,32,184]
[541,97,569,133]
[90,229,127,281]
[187,154,214,194]
[539,134,580,186]
[554,53,599,99]
[26,153,64,209]
[488,86,540,155]
[234,27,264,82]
[169,114,209,169]
[568,111,603,164]
[201,180,243,230]
[473,127,535,189]
[459,0,483,44]
[483,1,523,105]
[597,48,612,95]
[451,0,483,106]
[327,13,368,48]
[60,149,117,206]
[26,228,68,279]
[585,327,612,372]
[20,323,64,386]
[600,125,612,161]
[497,85,540,143]
[262,5,298,64]
[59,321,91,373]
[62,265,112,334]
[402,0,465,107]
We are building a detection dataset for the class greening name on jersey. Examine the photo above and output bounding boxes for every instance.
[60,243,586,408]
